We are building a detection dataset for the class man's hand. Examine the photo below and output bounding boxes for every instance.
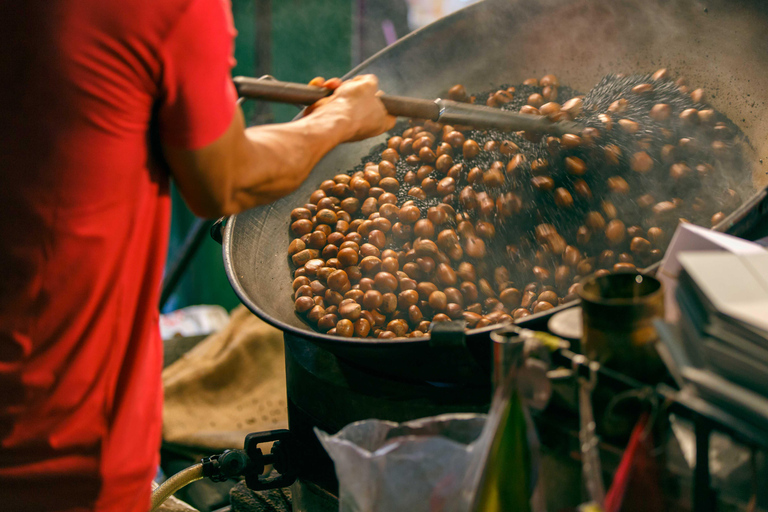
[305,75,396,142]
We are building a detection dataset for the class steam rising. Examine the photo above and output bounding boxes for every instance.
[355,0,766,188]
[346,72,748,291]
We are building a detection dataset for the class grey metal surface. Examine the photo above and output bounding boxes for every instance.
[222,0,768,379]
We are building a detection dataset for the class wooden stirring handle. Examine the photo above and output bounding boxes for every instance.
[233,76,440,121]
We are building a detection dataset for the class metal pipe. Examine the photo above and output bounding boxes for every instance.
[435,99,584,137]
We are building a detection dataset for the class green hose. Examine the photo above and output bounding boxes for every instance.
[150,463,205,511]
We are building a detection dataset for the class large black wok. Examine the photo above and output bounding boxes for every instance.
[222,0,768,382]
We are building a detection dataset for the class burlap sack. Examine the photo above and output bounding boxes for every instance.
[162,305,288,451]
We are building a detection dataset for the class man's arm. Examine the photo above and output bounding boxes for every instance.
[163,75,395,218]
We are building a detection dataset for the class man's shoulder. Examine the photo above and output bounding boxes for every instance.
[88,0,211,43]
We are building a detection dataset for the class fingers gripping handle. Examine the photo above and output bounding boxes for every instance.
[233,76,440,121]
[234,76,331,105]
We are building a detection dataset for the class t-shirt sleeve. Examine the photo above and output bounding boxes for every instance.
[158,0,238,149]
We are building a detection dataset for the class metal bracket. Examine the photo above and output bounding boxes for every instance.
[210,217,227,245]
[243,429,297,491]
[428,320,467,348]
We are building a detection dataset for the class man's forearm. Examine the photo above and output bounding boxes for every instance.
[164,75,394,218]
[229,110,352,211]
[165,106,353,218]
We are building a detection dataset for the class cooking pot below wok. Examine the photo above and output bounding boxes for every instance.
[222,0,768,383]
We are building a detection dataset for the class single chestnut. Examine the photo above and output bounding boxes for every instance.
[428,290,448,311]
[605,219,626,246]
[499,287,522,309]
[618,119,639,133]
[554,188,574,208]
[437,177,456,196]
[398,204,421,224]
[436,263,458,286]
[363,289,383,310]
[531,176,555,191]
[631,83,654,95]
[295,296,315,313]
[565,156,587,176]
[339,301,362,321]
[379,292,398,314]
[413,219,435,239]
[464,236,486,259]
[527,93,544,108]
[607,176,630,194]
[374,272,398,293]
[354,318,371,337]
[463,139,480,160]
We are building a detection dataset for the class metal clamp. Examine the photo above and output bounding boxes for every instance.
[195,429,296,491]
[243,429,297,491]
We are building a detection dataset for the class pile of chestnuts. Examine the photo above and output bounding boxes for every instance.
[288,70,747,339]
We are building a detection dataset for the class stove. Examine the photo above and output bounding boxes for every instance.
[283,332,491,509]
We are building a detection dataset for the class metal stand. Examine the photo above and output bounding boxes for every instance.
[557,350,768,512]
[160,218,215,310]
[694,421,714,512]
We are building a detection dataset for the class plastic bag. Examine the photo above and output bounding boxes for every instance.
[316,413,489,512]
[316,330,555,512]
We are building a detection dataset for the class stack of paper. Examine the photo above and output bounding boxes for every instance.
[672,251,768,428]
[657,223,766,323]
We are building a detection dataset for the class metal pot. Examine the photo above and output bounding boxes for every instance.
[221,0,768,382]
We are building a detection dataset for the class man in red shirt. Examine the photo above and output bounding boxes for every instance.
[0,0,394,510]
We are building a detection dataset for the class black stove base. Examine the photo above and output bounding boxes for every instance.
[284,332,491,502]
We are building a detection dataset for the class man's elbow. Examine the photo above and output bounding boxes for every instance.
[185,190,270,218]
[179,159,305,217]
[182,189,240,219]
[184,200,226,219]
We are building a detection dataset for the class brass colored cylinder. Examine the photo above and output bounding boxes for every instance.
[578,273,664,382]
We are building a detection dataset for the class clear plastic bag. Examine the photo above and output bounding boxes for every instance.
[315,413,489,512]
[316,329,555,512]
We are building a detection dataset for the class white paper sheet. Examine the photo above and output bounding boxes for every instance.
[677,251,768,332]
[657,224,766,322]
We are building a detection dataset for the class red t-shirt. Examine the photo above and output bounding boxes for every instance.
[0,0,237,510]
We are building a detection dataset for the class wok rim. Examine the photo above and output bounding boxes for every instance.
[222,210,579,347]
